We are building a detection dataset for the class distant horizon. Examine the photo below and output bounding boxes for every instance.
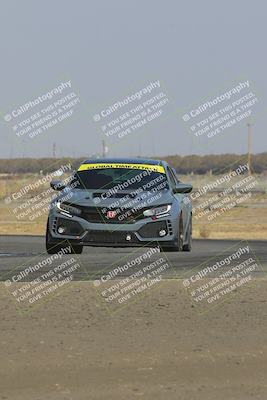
[0,150,265,160]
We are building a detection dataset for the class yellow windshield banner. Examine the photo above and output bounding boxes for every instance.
[78,163,166,174]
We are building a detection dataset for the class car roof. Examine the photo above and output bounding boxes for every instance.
[82,158,164,166]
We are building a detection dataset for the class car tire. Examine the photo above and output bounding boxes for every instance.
[70,245,83,254]
[182,216,192,252]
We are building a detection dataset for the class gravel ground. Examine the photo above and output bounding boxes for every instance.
[1,279,267,400]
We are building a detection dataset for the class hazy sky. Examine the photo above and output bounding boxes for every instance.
[0,0,266,158]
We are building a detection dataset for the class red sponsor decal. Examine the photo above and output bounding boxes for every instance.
[107,210,117,219]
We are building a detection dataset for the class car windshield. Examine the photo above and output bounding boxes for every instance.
[70,167,169,191]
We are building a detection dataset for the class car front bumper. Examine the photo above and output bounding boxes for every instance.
[48,211,178,248]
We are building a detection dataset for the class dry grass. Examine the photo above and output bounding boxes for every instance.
[198,226,211,239]
[0,203,47,235]
[193,206,267,240]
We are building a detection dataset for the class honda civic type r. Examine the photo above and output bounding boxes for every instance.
[46,158,193,254]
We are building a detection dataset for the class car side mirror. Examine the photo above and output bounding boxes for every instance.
[174,183,193,194]
[50,180,66,191]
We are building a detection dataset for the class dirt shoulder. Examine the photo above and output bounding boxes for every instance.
[0,280,267,400]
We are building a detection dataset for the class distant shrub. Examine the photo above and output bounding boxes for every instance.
[199,226,210,238]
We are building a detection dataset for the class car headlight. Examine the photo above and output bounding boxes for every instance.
[56,202,81,216]
[143,204,171,219]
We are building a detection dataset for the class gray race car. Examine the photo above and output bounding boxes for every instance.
[46,158,193,254]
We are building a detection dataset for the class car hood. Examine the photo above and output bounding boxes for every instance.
[57,188,174,208]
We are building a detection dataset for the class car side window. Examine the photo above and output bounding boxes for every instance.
[171,168,180,184]
[167,166,176,189]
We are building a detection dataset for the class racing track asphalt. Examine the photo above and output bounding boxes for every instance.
[0,236,266,281]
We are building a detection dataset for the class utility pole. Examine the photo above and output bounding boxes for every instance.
[247,123,252,175]
[102,140,108,158]
[53,142,56,158]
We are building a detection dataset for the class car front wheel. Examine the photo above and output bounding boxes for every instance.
[182,216,192,252]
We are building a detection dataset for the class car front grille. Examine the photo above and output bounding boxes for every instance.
[80,206,148,224]
[84,230,139,244]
